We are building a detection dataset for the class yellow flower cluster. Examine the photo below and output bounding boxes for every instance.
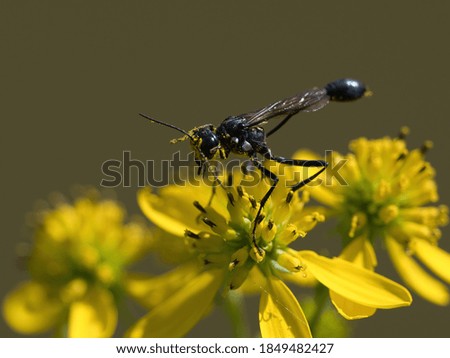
[3,131,449,338]
[126,171,411,338]
[295,130,450,306]
[3,194,153,337]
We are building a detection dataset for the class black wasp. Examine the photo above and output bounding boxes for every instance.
[140,78,370,254]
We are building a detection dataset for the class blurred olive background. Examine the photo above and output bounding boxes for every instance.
[1,1,449,337]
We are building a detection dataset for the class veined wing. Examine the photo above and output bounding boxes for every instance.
[240,87,330,127]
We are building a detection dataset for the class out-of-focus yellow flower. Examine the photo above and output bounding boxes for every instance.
[127,170,411,338]
[2,192,153,337]
[294,129,450,309]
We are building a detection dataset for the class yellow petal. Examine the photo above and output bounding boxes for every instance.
[259,277,312,338]
[127,269,224,338]
[292,149,321,161]
[137,186,204,237]
[67,286,117,337]
[410,238,450,284]
[2,281,64,335]
[340,235,377,270]
[330,291,377,320]
[124,262,201,309]
[308,186,342,208]
[237,266,266,294]
[385,235,449,305]
[280,269,318,287]
[333,237,379,318]
[299,250,412,308]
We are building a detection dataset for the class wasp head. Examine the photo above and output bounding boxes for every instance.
[138,113,225,163]
[190,125,221,160]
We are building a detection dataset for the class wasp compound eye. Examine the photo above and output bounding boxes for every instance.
[325,78,368,102]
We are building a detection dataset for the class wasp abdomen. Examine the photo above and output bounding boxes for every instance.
[325,78,368,102]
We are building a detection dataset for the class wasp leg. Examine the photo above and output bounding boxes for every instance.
[290,165,327,191]
[265,154,328,192]
[251,158,279,256]
[207,185,216,206]
[195,159,203,176]
[207,164,222,206]
[199,159,226,207]
[260,151,328,191]
[265,154,327,168]
[247,153,327,257]
[266,113,294,137]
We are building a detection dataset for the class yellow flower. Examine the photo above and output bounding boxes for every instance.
[2,192,153,337]
[127,170,412,338]
[295,129,450,307]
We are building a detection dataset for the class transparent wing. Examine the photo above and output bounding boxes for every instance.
[240,88,330,127]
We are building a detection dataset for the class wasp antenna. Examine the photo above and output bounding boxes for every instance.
[139,113,194,141]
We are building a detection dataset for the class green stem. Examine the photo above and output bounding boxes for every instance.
[223,290,250,338]
[308,283,328,335]
[54,322,68,338]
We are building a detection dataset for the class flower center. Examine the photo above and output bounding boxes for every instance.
[183,179,323,290]
[340,139,442,245]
